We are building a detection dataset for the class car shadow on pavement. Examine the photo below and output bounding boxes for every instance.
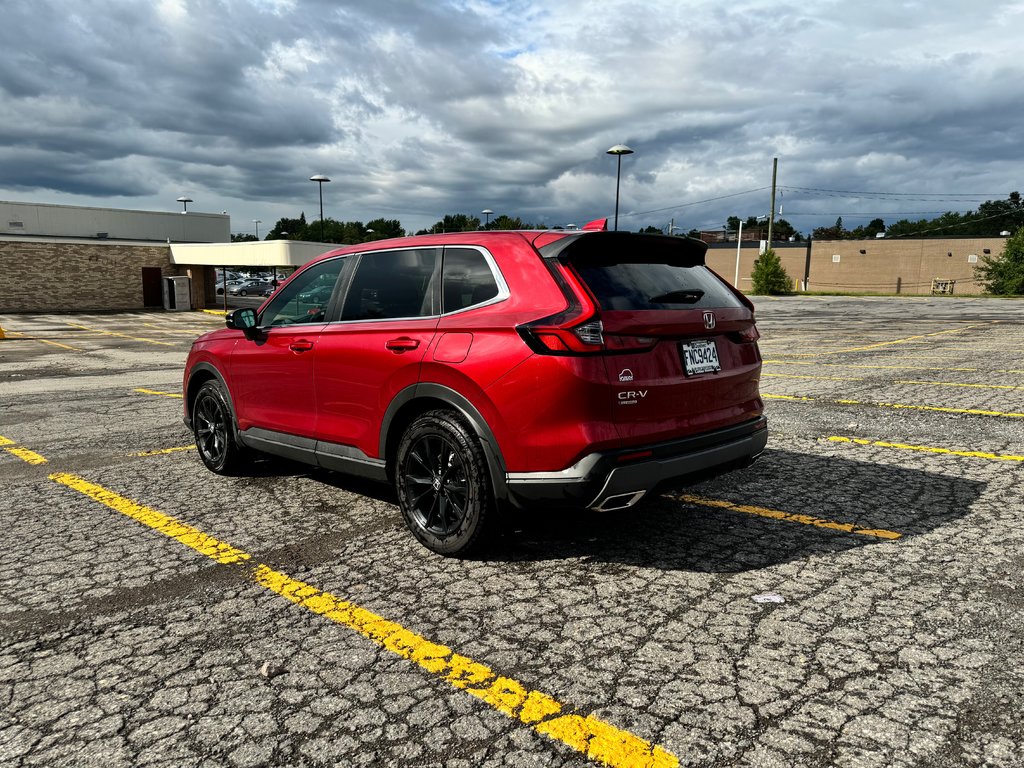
[490,448,986,573]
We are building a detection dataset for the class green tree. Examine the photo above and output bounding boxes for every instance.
[726,216,741,233]
[365,218,405,240]
[491,214,525,230]
[417,214,481,234]
[750,248,793,295]
[230,233,258,242]
[266,213,308,240]
[849,218,886,239]
[771,218,801,241]
[812,217,845,240]
[976,227,1024,295]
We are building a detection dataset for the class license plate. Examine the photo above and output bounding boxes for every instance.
[681,339,720,375]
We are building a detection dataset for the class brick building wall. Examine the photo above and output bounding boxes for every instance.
[0,239,181,312]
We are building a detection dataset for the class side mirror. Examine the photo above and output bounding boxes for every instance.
[226,307,257,330]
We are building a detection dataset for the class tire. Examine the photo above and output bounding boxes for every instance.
[239,289,248,296]
[395,410,494,556]
[192,380,248,475]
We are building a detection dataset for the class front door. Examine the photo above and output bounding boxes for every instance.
[227,256,347,438]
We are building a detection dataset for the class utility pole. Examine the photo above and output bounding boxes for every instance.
[767,157,778,246]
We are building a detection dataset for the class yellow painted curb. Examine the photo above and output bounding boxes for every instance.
[201,309,227,316]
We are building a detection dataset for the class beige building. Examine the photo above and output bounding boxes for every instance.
[705,236,1007,295]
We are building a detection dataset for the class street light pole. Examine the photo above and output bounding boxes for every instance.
[309,174,331,241]
[253,219,261,240]
[481,209,493,229]
[734,215,767,288]
[605,145,634,231]
[176,196,192,213]
[734,220,744,288]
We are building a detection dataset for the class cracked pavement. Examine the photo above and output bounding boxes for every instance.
[1,298,1022,767]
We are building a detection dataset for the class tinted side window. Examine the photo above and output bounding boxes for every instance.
[260,257,345,326]
[341,248,439,321]
[574,263,743,310]
[442,247,499,313]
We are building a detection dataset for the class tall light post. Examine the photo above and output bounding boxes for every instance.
[734,215,768,288]
[176,196,193,214]
[253,219,261,240]
[481,209,493,229]
[309,174,331,241]
[605,145,633,231]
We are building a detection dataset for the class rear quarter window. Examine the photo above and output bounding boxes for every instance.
[575,262,743,310]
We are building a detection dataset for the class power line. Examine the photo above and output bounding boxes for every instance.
[618,187,770,219]
[780,186,1005,198]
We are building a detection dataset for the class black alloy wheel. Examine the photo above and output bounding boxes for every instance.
[396,410,493,556]
[192,380,246,474]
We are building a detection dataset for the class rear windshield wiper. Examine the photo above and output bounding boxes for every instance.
[649,289,704,304]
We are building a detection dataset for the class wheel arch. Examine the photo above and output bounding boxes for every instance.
[381,383,509,503]
[185,363,242,442]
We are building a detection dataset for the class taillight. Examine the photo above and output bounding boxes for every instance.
[517,260,605,355]
[730,324,760,343]
[520,317,605,354]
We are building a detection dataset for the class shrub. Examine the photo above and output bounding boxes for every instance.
[750,248,793,294]
[976,227,1024,295]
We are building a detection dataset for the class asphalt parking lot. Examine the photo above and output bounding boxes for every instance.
[1,296,1022,768]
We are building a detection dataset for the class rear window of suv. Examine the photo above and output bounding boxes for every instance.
[574,262,743,311]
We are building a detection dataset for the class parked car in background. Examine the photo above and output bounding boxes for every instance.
[229,280,275,297]
[215,279,246,295]
[184,224,766,556]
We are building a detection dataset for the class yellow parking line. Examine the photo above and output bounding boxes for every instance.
[764,393,1024,418]
[130,445,195,457]
[2,330,83,352]
[893,380,1024,391]
[762,373,865,382]
[65,322,175,347]
[765,360,1024,376]
[135,388,184,398]
[5,446,48,464]
[675,494,901,540]
[39,460,676,767]
[824,323,995,354]
[827,436,1024,462]
[764,360,982,372]
[1,434,49,464]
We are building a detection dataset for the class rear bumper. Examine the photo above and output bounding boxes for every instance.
[504,416,767,511]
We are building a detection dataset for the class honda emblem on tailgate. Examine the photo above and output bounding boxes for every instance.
[703,311,716,330]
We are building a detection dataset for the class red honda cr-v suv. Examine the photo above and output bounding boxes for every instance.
[184,228,766,555]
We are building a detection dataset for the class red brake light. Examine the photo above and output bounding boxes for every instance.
[736,324,760,343]
[517,260,605,355]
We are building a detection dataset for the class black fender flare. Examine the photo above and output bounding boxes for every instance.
[380,383,509,502]
[184,363,244,444]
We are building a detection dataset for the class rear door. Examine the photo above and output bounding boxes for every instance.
[570,252,763,444]
[312,247,441,459]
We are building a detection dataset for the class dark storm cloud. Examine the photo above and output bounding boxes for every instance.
[0,0,1021,234]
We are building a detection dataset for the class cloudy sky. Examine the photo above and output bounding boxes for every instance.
[1,0,1021,237]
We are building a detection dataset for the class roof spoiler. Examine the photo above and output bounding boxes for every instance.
[582,218,608,231]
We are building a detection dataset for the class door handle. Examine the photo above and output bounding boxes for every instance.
[385,337,420,352]
[289,340,314,352]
